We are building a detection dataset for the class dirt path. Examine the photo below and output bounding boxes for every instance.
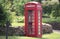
[53,30,60,34]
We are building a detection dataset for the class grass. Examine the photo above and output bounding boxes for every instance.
[43,32,60,39]
[11,16,24,27]
[11,23,24,27]
[0,32,60,39]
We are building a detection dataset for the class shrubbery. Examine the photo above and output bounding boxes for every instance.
[43,1,60,18]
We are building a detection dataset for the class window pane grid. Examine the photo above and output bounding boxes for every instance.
[38,10,41,35]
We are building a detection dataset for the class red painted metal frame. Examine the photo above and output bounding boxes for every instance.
[24,1,42,38]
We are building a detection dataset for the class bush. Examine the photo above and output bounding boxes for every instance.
[48,21,60,30]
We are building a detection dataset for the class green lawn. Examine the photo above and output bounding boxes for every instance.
[11,23,24,27]
[0,32,60,39]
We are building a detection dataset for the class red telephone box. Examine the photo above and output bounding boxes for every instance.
[24,1,42,38]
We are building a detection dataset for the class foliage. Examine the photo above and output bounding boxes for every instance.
[0,0,60,26]
[15,5,24,16]
[42,0,60,18]
[52,3,60,18]
[0,0,14,26]
[0,4,6,26]
[0,0,30,26]
[11,0,27,16]
[43,5,52,15]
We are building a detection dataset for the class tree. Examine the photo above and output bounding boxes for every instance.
[0,4,10,26]
[0,0,13,26]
